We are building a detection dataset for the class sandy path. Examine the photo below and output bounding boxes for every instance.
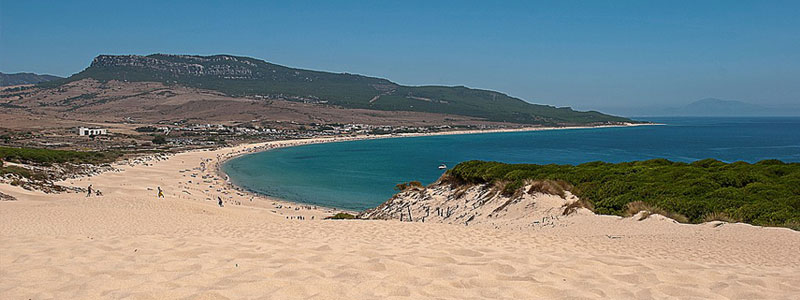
[1,137,799,299]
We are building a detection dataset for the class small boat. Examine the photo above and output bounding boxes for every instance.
[438,163,447,170]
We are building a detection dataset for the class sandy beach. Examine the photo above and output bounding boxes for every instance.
[2,127,799,299]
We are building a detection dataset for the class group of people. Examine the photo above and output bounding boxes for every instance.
[86,184,226,208]
[158,186,225,208]
[85,184,102,197]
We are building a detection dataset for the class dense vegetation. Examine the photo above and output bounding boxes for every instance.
[46,54,633,125]
[446,159,800,229]
[0,146,121,165]
[151,135,168,145]
[326,213,357,220]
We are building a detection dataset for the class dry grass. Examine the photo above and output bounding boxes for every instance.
[526,179,572,198]
[492,198,516,214]
[702,212,737,223]
[498,179,575,199]
[394,181,424,191]
[562,198,595,216]
[625,201,689,223]
[438,173,466,188]
[452,185,469,199]
[492,180,512,196]
[442,174,474,200]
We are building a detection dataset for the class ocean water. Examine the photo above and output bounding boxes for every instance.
[223,117,800,210]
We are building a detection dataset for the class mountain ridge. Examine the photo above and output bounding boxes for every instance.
[46,54,634,125]
[663,98,780,117]
[1,72,62,87]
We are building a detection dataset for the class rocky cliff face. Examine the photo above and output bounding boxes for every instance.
[91,54,256,78]
[360,179,594,229]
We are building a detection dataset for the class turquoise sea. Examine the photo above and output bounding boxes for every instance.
[223,117,800,211]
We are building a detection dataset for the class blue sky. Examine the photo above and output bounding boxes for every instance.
[1,0,798,114]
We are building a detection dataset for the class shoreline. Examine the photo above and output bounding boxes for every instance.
[214,122,653,212]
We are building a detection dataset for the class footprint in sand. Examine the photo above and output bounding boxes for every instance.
[448,248,484,257]
[312,245,332,251]
[487,262,517,274]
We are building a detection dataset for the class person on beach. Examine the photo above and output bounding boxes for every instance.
[157,186,165,198]
[86,184,93,197]
[218,196,224,207]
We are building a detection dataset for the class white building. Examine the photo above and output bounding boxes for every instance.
[76,127,108,136]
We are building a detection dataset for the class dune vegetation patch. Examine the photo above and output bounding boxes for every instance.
[0,146,121,166]
[394,181,423,191]
[446,159,800,229]
[624,201,689,223]
[326,213,357,220]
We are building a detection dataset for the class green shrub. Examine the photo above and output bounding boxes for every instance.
[0,146,121,165]
[326,213,357,220]
[135,126,158,133]
[151,135,167,145]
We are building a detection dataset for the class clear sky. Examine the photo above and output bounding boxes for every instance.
[1,0,798,114]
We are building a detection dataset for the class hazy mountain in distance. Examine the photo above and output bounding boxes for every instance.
[594,98,797,117]
[0,72,62,87]
[661,98,783,117]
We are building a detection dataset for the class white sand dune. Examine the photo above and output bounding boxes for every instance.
[2,138,799,299]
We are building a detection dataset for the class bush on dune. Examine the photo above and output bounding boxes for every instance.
[0,146,121,166]
[326,213,357,220]
[394,181,423,191]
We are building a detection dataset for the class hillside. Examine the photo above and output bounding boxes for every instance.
[0,72,61,86]
[47,54,633,125]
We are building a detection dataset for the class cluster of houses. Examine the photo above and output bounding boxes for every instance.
[75,127,108,136]
[315,123,454,135]
[146,122,454,137]
[72,122,470,147]
[149,123,280,135]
